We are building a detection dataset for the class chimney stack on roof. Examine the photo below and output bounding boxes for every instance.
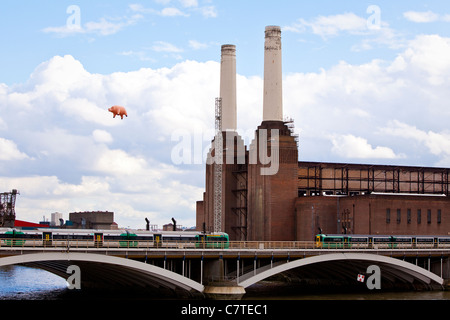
[263,26,283,122]
[220,44,237,131]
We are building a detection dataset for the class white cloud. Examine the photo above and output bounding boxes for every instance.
[401,35,450,85]
[0,117,7,130]
[198,6,217,18]
[151,41,184,53]
[119,50,156,62]
[189,40,209,50]
[330,134,401,159]
[160,7,189,17]
[179,0,198,8]
[43,14,143,37]
[0,55,219,228]
[129,2,216,19]
[403,11,444,23]
[285,13,368,37]
[92,130,113,144]
[94,149,147,176]
[0,138,30,161]
[285,12,403,51]
[382,120,450,157]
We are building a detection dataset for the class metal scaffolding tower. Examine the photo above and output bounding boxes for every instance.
[213,97,223,233]
[0,189,19,227]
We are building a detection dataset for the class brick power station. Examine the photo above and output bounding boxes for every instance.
[196,26,450,242]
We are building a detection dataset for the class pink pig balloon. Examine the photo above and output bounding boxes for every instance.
[108,106,128,119]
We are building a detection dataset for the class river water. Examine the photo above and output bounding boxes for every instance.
[2,265,450,301]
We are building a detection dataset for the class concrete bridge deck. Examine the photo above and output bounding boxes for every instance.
[1,240,450,298]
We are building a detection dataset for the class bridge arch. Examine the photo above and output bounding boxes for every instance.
[0,252,204,293]
[238,253,444,289]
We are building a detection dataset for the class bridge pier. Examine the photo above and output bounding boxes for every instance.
[201,255,246,299]
[204,281,246,300]
[434,256,450,289]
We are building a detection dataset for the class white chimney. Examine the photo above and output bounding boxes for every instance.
[263,26,283,122]
[220,44,237,131]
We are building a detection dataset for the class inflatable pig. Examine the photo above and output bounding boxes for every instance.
[108,106,128,119]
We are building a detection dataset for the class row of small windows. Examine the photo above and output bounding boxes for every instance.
[386,208,442,224]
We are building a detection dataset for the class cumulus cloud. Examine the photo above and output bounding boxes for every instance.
[330,134,402,159]
[403,11,440,23]
[2,32,450,228]
[382,121,450,158]
[284,11,403,50]
[403,11,450,23]
[0,55,218,228]
[92,130,113,144]
[282,33,450,165]
[0,138,30,161]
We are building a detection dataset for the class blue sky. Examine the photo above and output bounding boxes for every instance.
[2,0,450,84]
[1,1,450,229]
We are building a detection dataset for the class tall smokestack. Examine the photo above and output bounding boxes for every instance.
[220,44,237,131]
[263,26,283,122]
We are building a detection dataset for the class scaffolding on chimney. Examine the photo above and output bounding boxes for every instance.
[232,164,248,241]
[213,97,223,233]
[283,116,299,145]
[0,189,19,227]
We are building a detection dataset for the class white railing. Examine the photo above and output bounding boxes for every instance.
[1,239,450,251]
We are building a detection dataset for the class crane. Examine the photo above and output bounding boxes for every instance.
[213,97,222,233]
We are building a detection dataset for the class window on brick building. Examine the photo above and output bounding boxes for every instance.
[386,208,390,223]
[427,209,431,224]
[407,209,411,224]
[397,209,401,224]
[438,209,442,224]
[417,209,421,224]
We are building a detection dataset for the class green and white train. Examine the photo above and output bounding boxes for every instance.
[0,228,229,249]
[315,233,450,249]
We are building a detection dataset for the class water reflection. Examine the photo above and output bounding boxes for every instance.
[1,266,450,300]
[244,281,450,300]
[0,265,67,300]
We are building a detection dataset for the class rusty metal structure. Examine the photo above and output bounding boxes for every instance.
[0,189,19,227]
[298,162,450,197]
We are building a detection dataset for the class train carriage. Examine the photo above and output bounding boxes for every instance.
[315,234,347,248]
[438,237,450,248]
[392,236,413,249]
[195,233,230,249]
[348,236,369,248]
[415,236,435,248]
[315,233,450,250]
[0,228,230,249]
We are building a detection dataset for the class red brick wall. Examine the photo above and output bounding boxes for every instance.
[295,196,339,241]
[295,194,450,241]
[247,121,298,241]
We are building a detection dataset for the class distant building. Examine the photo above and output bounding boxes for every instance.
[69,211,117,230]
[163,223,183,231]
[51,212,63,227]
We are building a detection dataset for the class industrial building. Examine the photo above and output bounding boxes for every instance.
[196,26,450,241]
[69,211,118,230]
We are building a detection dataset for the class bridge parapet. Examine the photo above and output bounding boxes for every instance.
[2,242,450,297]
[3,238,450,251]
